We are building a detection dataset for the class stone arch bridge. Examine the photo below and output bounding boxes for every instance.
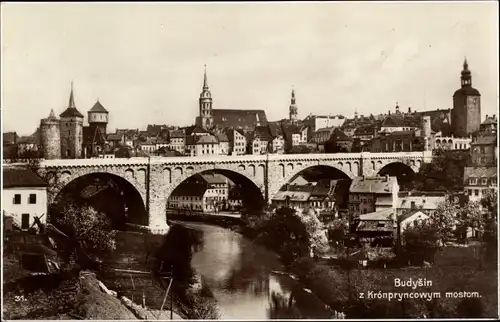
[38,151,433,232]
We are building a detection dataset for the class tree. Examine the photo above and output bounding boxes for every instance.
[255,207,310,265]
[300,208,329,257]
[326,217,349,250]
[454,200,483,243]
[428,200,458,244]
[480,189,497,261]
[402,220,441,264]
[412,150,471,192]
[52,199,116,253]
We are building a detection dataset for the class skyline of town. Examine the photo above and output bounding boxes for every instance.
[2,2,499,136]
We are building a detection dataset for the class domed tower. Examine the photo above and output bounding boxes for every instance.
[39,109,61,159]
[196,65,213,130]
[451,57,481,137]
[59,82,84,159]
[289,89,298,123]
[88,99,109,134]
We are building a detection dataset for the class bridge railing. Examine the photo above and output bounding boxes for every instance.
[37,151,432,167]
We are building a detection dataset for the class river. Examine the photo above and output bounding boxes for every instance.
[99,221,332,319]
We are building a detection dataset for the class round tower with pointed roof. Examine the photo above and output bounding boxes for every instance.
[59,82,84,158]
[88,99,109,134]
[452,57,481,137]
[40,109,61,159]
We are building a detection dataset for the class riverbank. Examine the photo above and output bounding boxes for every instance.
[173,213,498,318]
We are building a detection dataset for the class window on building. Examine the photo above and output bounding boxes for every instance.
[13,194,21,204]
[410,201,416,209]
[481,178,488,185]
[492,178,497,185]
[469,178,477,185]
[475,190,479,196]
[28,194,36,204]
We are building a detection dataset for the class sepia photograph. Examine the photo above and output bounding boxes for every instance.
[1,1,499,320]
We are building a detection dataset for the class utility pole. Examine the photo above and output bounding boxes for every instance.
[170,265,173,320]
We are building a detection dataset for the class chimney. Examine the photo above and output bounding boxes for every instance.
[494,114,497,120]
[408,106,412,113]
[486,114,489,120]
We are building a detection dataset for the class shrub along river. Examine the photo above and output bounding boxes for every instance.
[98,220,333,319]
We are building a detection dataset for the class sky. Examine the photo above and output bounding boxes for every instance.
[2,2,498,136]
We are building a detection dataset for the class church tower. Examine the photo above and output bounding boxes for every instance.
[289,89,298,122]
[196,65,213,130]
[451,58,481,137]
[59,82,84,159]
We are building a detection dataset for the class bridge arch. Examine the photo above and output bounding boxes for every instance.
[377,161,418,191]
[49,171,148,227]
[166,168,265,213]
[270,164,352,199]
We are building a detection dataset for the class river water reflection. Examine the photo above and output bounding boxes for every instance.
[101,221,331,319]
[175,221,331,319]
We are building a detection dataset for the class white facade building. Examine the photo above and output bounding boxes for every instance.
[3,167,48,230]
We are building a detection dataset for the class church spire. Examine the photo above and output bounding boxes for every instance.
[68,81,76,108]
[463,56,468,70]
[289,87,298,122]
[203,64,208,89]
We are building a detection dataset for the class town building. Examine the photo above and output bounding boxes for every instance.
[451,58,482,137]
[355,208,395,244]
[303,114,345,139]
[216,133,229,155]
[479,115,497,135]
[168,129,186,154]
[431,135,472,151]
[398,210,430,233]
[311,127,336,152]
[225,128,247,155]
[348,175,400,223]
[167,173,233,213]
[247,126,274,155]
[370,131,425,153]
[185,134,220,156]
[325,128,353,152]
[397,191,446,216]
[470,135,497,167]
[463,167,497,202]
[3,167,48,230]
